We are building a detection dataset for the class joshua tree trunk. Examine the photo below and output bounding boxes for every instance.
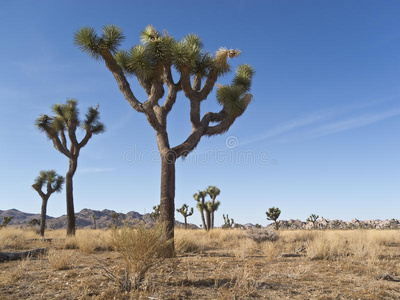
[40,198,48,237]
[184,216,187,229]
[205,210,211,232]
[159,151,176,255]
[200,208,207,231]
[66,158,78,236]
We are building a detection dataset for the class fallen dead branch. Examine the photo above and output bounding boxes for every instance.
[0,248,48,261]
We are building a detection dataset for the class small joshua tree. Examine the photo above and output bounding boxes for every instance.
[32,170,64,237]
[36,99,104,236]
[222,214,234,229]
[91,213,97,229]
[111,212,121,228]
[150,205,160,222]
[194,191,208,231]
[307,214,319,230]
[176,204,193,229]
[206,186,221,229]
[266,207,281,230]
[1,216,14,228]
[28,218,41,228]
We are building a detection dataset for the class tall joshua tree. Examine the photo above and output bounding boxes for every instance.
[36,99,104,236]
[32,170,64,237]
[176,204,193,229]
[206,186,221,229]
[74,25,254,253]
[266,207,281,231]
[194,191,208,231]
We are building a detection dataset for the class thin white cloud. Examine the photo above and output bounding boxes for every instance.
[307,109,400,139]
[241,95,400,146]
[79,167,115,174]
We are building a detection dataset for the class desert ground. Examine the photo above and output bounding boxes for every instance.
[1,227,400,299]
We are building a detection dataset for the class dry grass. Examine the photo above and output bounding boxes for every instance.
[0,228,400,299]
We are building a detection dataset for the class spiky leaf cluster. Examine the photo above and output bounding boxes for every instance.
[216,64,255,116]
[36,99,104,141]
[74,24,246,83]
[32,170,64,194]
[74,25,125,60]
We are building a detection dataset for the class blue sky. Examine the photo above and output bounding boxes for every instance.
[0,0,399,227]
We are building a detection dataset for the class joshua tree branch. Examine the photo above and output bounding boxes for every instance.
[51,136,72,158]
[100,50,144,113]
[60,130,67,149]
[79,130,92,148]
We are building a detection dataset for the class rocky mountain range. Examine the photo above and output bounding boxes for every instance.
[0,208,197,229]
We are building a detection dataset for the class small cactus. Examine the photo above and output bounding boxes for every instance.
[223,214,234,229]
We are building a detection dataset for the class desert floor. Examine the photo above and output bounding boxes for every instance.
[1,228,399,299]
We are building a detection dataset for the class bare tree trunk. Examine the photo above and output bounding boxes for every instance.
[40,198,48,237]
[66,158,77,236]
[205,210,211,232]
[184,216,187,229]
[200,209,207,231]
[159,152,176,257]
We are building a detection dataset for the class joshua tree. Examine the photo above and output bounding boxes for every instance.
[194,191,208,231]
[223,214,234,229]
[266,207,281,230]
[176,204,193,229]
[150,205,161,222]
[206,201,220,230]
[36,99,104,236]
[1,216,14,228]
[206,186,221,229]
[74,25,254,254]
[91,213,97,229]
[307,214,319,230]
[32,170,65,237]
[110,212,121,227]
[28,218,41,228]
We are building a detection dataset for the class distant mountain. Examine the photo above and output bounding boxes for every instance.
[0,208,197,229]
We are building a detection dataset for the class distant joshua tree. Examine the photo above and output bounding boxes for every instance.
[28,218,41,228]
[91,213,97,230]
[206,186,221,229]
[32,170,64,237]
[307,214,319,230]
[150,205,160,222]
[223,214,234,229]
[176,204,194,229]
[1,216,14,228]
[266,207,281,230]
[110,212,121,227]
[36,99,104,236]
[194,191,208,231]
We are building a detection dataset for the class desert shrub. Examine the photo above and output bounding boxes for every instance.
[47,249,75,270]
[76,230,113,253]
[262,241,282,261]
[175,233,202,253]
[247,229,279,244]
[233,238,258,260]
[109,223,172,290]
